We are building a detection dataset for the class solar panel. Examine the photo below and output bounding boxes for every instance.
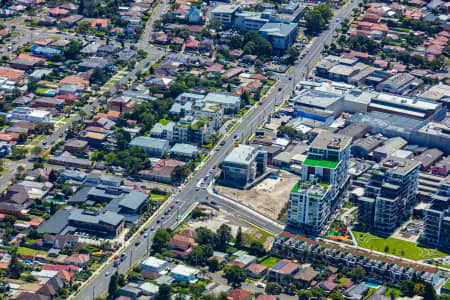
[273,261,287,270]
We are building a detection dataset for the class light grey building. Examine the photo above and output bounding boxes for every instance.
[258,22,297,51]
[129,136,170,157]
[211,5,241,28]
[204,92,241,114]
[222,145,267,187]
[376,73,424,95]
[293,89,344,117]
[170,143,198,160]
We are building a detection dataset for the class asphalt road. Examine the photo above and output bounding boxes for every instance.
[74,1,363,299]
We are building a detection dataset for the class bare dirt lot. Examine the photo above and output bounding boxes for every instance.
[215,169,299,220]
[186,208,274,249]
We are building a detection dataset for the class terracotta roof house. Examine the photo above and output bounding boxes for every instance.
[48,7,69,17]
[184,39,200,51]
[60,76,89,89]
[0,28,11,40]
[228,289,251,300]
[37,284,58,298]
[167,233,197,257]
[245,263,268,278]
[92,18,108,30]
[267,259,302,285]
[64,253,90,267]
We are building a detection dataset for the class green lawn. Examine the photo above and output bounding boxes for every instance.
[260,257,281,268]
[353,230,449,260]
[384,287,402,299]
[18,247,48,256]
[364,288,376,300]
[338,277,350,287]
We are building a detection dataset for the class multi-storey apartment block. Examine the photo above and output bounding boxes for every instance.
[357,157,420,232]
[423,175,450,250]
[288,131,351,235]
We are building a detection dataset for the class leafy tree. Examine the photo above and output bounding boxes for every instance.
[223,265,246,287]
[304,5,332,35]
[189,281,206,297]
[208,257,220,272]
[265,282,282,295]
[90,67,108,85]
[240,90,250,107]
[191,207,204,219]
[330,291,345,300]
[32,146,42,156]
[195,227,216,245]
[350,265,366,282]
[18,132,27,144]
[171,165,190,184]
[8,247,24,279]
[108,272,119,297]
[152,228,171,252]
[209,18,223,30]
[155,284,172,300]
[216,224,232,251]
[423,282,436,300]
[27,79,38,92]
[77,20,94,34]
[168,82,188,98]
[285,46,300,64]
[64,40,82,60]
[49,169,59,183]
[298,290,312,300]
[249,241,266,257]
[400,280,416,297]
[229,35,243,49]
[235,226,243,248]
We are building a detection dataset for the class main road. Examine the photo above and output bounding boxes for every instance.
[74,1,362,299]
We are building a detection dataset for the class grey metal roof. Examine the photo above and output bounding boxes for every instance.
[170,143,198,155]
[204,92,240,105]
[259,22,297,37]
[119,190,148,211]
[38,209,71,234]
[129,136,170,151]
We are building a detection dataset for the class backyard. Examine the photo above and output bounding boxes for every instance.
[259,256,281,268]
[352,230,449,260]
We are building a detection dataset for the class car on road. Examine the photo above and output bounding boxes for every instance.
[212,164,216,169]
[170,204,175,209]
[256,283,265,288]
[105,272,110,276]
[144,233,148,238]
[44,146,49,150]
[220,140,226,146]
[210,201,217,205]
[150,227,155,231]
[156,219,160,223]
[196,186,199,191]
[135,241,140,246]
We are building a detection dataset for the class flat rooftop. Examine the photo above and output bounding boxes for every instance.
[224,145,261,165]
[310,130,352,151]
[381,156,420,175]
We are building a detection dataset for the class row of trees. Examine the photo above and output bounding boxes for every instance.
[304,4,333,35]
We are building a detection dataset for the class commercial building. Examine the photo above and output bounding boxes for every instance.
[422,175,450,250]
[129,136,170,157]
[357,157,420,232]
[258,22,297,51]
[211,5,241,27]
[376,73,424,95]
[38,208,125,237]
[292,89,344,117]
[288,131,351,235]
[368,93,445,121]
[141,256,169,274]
[222,145,267,187]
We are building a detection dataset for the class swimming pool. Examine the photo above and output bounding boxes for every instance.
[364,282,380,289]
